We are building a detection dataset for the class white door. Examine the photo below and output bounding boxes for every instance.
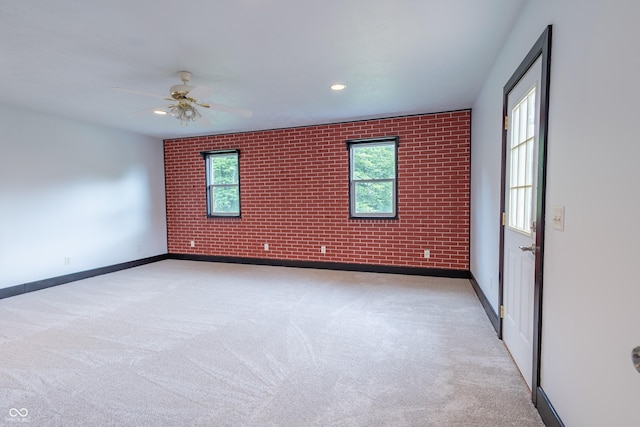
[502,57,542,390]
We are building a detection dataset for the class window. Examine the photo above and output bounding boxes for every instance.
[508,88,536,234]
[348,137,398,218]
[201,150,240,217]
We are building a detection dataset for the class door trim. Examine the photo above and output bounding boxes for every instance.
[498,25,552,404]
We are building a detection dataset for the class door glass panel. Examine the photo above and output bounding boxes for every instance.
[508,87,536,234]
[518,144,526,186]
[526,139,534,186]
[519,98,528,143]
[512,108,520,148]
[517,188,525,230]
[527,94,536,139]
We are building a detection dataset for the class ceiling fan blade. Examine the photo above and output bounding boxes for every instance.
[206,102,254,118]
[131,106,168,115]
[187,85,215,100]
[196,114,212,126]
[113,87,167,100]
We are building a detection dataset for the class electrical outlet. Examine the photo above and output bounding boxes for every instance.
[424,250,430,259]
[321,246,326,254]
[190,240,195,247]
[264,243,269,251]
[64,257,71,265]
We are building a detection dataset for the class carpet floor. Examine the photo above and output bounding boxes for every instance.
[0,260,543,426]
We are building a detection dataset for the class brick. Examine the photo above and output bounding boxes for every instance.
[164,111,470,270]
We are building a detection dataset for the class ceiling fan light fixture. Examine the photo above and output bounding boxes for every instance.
[169,101,201,125]
[117,70,250,126]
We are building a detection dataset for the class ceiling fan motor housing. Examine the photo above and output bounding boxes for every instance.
[170,85,193,99]
[170,71,193,100]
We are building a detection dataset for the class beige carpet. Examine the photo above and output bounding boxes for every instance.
[0,260,543,426]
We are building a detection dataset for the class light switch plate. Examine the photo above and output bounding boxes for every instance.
[552,206,565,231]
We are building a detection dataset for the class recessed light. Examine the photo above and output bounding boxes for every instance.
[153,110,167,115]
[330,83,346,91]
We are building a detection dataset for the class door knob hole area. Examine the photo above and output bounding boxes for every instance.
[633,346,640,373]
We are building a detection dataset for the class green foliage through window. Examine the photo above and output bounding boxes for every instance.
[349,138,397,218]
[204,151,240,216]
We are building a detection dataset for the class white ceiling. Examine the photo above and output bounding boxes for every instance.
[0,1,526,139]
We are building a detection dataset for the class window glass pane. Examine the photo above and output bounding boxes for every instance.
[517,188,525,230]
[510,148,518,186]
[355,181,393,214]
[511,108,520,148]
[518,144,527,187]
[509,188,518,228]
[508,91,536,235]
[204,151,240,217]
[211,154,238,185]
[212,186,239,214]
[527,89,536,139]
[353,144,395,180]
[348,138,397,218]
[526,139,534,186]
[519,98,528,143]
[524,187,533,231]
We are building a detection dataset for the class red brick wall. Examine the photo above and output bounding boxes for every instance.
[164,111,470,270]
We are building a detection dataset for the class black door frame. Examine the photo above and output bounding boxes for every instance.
[498,25,552,404]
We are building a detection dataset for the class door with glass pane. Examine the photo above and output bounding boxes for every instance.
[502,57,541,390]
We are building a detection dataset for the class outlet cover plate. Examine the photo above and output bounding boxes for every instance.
[552,206,565,231]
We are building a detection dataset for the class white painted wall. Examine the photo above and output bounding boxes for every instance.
[0,106,167,289]
[471,0,640,425]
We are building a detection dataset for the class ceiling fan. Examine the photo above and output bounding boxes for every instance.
[116,71,253,125]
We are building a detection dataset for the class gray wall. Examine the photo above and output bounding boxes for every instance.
[471,0,640,425]
[0,106,167,288]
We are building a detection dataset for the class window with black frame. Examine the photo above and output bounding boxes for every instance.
[347,137,398,219]
[201,150,241,217]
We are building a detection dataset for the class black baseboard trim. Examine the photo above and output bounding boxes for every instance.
[168,253,471,279]
[0,254,169,300]
[469,272,500,335]
[536,387,564,427]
